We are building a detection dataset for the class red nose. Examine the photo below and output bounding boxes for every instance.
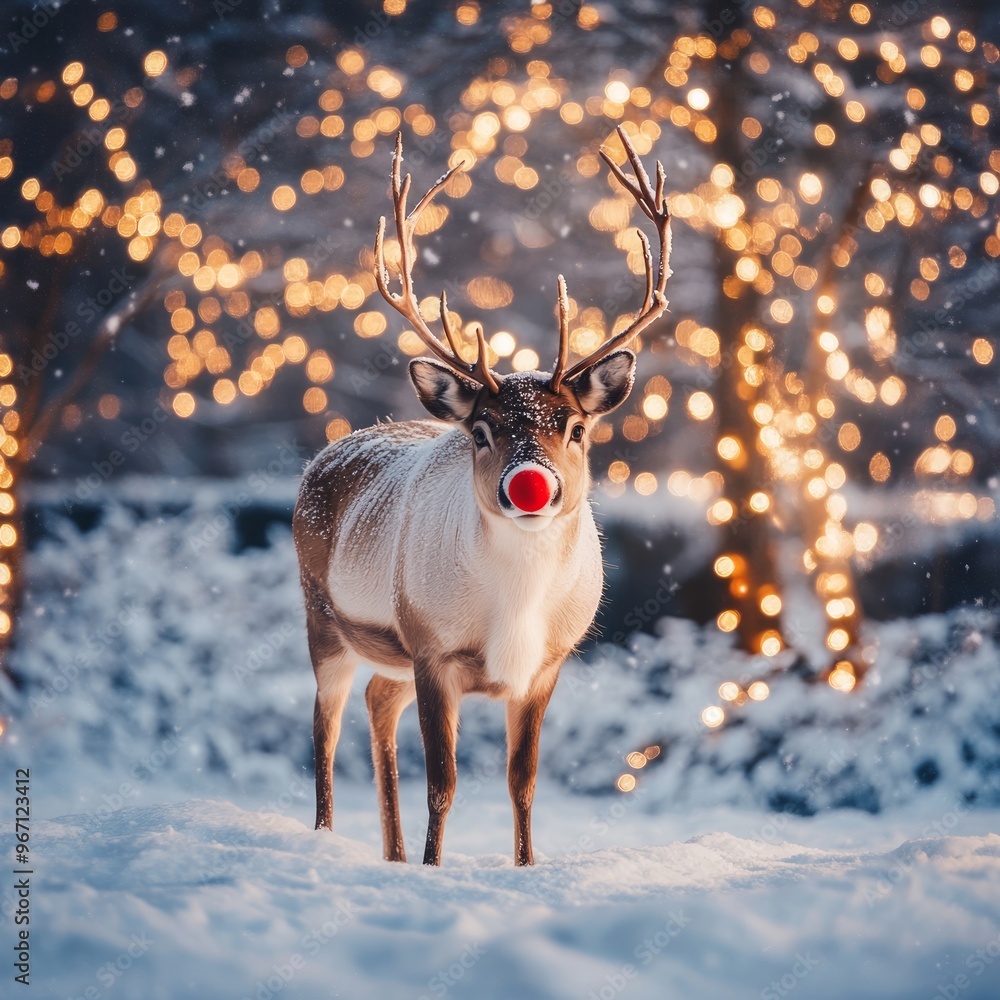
[507,469,552,513]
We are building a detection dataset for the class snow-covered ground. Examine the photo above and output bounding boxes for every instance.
[3,497,999,998]
[17,790,1000,1000]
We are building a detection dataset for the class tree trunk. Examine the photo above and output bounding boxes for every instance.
[798,174,873,687]
[707,15,784,660]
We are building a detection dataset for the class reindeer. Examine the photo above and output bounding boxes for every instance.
[293,126,671,866]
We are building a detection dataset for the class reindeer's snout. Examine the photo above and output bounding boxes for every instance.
[507,468,552,512]
[499,463,561,528]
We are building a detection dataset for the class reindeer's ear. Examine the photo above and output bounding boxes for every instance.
[566,350,636,415]
[409,358,481,421]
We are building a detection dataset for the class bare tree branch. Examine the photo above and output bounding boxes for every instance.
[18,270,167,465]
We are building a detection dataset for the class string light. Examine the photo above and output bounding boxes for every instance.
[0,13,993,751]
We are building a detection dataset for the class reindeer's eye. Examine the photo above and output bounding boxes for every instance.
[473,427,489,448]
[570,424,585,442]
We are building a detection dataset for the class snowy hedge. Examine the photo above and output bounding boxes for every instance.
[5,498,999,815]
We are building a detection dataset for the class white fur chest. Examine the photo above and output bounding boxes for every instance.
[477,511,602,697]
[326,427,604,695]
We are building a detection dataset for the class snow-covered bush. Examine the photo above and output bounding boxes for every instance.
[5,496,999,815]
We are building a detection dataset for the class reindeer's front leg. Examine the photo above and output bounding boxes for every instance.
[414,665,460,866]
[505,665,560,866]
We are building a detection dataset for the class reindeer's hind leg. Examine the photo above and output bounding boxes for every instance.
[311,648,356,831]
[305,587,357,832]
[295,457,360,833]
[366,672,416,861]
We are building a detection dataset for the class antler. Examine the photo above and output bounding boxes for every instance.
[550,125,672,392]
[374,133,499,393]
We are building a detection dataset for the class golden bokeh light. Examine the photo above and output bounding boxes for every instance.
[143,50,168,77]
[701,706,725,728]
[972,338,994,364]
[616,773,637,792]
[0,3,994,723]
[717,610,740,632]
[687,391,714,420]
[760,631,782,657]
[828,663,856,692]
[271,185,297,211]
[718,681,740,701]
[760,593,782,616]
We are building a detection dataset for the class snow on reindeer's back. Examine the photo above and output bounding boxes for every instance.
[307,419,472,601]
[298,419,449,526]
[331,418,462,524]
